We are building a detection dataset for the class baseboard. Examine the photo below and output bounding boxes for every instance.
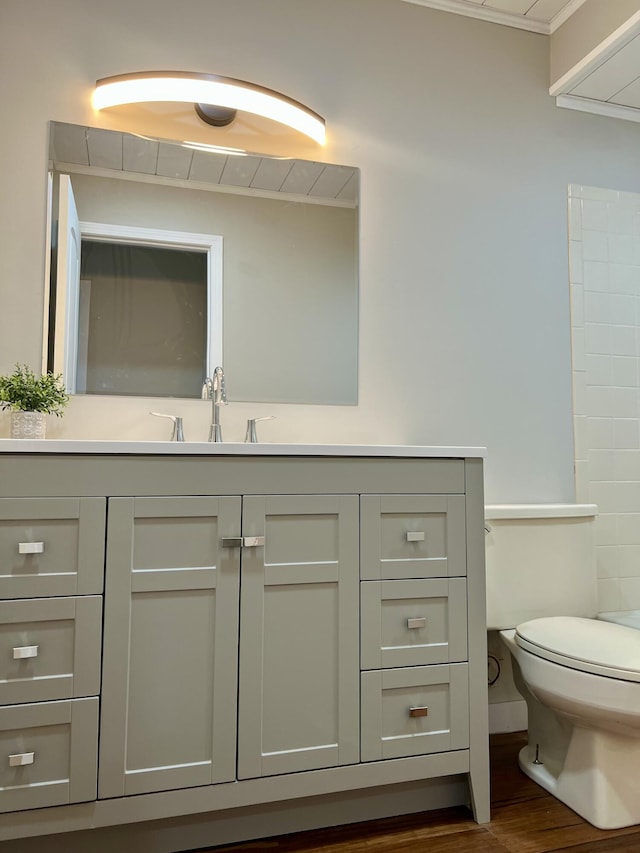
[489,700,527,734]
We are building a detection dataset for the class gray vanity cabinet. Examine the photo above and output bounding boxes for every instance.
[99,496,241,797]
[0,451,489,848]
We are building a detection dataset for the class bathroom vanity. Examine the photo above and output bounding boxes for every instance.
[0,442,488,852]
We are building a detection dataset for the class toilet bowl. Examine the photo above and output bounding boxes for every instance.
[500,616,640,829]
[484,504,640,828]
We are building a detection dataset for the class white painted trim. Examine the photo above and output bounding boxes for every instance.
[400,0,550,34]
[555,93,640,123]
[549,11,640,95]
[42,171,53,375]
[78,222,224,377]
[548,0,588,34]
[485,503,598,519]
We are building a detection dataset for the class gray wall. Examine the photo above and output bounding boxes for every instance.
[3,0,640,500]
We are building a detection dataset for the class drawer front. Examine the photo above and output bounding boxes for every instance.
[360,495,466,580]
[361,664,469,761]
[0,697,98,812]
[0,498,106,598]
[360,578,467,669]
[0,597,102,704]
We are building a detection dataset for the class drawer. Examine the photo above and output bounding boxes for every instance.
[0,498,105,598]
[361,664,469,761]
[360,578,467,669]
[0,697,98,812]
[0,597,102,704]
[360,495,466,580]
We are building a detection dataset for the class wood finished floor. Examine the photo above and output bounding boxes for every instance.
[192,732,640,853]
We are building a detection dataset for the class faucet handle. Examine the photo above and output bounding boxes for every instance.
[150,412,185,442]
[244,416,275,443]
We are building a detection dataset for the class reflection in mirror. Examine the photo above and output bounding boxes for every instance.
[46,121,359,405]
[78,240,209,398]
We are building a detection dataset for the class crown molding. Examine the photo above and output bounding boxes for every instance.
[400,0,550,34]
[400,0,588,35]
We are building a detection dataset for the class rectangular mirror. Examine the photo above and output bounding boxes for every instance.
[46,121,359,405]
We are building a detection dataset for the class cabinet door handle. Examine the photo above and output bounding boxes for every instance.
[221,536,266,548]
[18,542,44,555]
[9,752,35,767]
[12,645,39,660]
[406,532,425,542]
[242,536,265,548]
[409,706,429,718]
[407,617,426,630]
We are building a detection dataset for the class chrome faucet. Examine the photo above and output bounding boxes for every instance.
[202,366,227,442]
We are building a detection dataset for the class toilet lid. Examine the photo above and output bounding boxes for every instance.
[515,616,640,682]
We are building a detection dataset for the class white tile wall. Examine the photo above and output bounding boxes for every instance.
[570,184,640,610]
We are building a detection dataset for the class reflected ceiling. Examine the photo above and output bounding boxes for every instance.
[50,122,358,206]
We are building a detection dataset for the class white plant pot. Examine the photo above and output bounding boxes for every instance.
[10,411,46,440]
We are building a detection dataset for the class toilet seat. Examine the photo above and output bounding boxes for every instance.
[515,616,640,682]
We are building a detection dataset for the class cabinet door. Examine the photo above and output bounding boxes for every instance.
[360,495,466,580]
[238,495,359,779]
[99,496,241,798]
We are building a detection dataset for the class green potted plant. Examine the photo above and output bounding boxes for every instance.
[0,363,69,439]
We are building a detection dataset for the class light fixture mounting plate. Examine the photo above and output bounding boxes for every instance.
[194,103,237,127]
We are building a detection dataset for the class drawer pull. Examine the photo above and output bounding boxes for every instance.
[221,536,265,548]
[407,617,426,630]
[18,542,44,555]
[406,532,425,542]
[409,706,429,718]
[9,752,35,767]
[12,645,39,660]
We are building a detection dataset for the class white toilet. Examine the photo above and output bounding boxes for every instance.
[486,504,640,830]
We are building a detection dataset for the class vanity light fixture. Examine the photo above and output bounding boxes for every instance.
[92,71,326,144]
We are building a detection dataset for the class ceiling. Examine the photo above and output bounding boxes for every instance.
[401,0,586,34]
[551,15,640,124]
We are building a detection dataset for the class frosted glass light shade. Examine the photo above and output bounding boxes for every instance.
[92,71,326,144]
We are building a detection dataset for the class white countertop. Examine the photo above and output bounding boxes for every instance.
[0,440,486,458]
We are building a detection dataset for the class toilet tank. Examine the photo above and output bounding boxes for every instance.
[485,504,598,630]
